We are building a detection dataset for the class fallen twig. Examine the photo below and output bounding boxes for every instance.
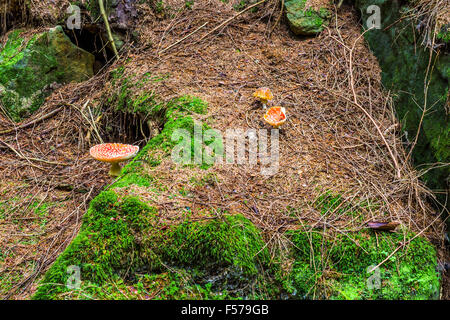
[198,0,267,42]
[159,22,209,54]
[0,139,70,166]
[269,0,284,36]
[0,107,63,135]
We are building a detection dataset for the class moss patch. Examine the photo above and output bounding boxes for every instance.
[284,0,331,36]
[281,229,440,300]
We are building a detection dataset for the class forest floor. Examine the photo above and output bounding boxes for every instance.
[0,1,448,299]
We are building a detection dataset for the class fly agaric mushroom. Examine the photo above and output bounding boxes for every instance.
[253,87,273,108]
[90,143,139,177]
[263,106,286,129]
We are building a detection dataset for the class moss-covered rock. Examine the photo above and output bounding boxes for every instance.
[34,186,440,300]
[33,193,271,299]
[284,0,331,36]
[0,26,94,121]
[354,0,449,213]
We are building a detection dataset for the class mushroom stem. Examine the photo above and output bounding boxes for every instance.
[109,162,122,177]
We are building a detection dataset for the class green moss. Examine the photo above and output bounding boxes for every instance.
[33,191,159,299]
[159,214,269,275]
[106,65,212,172]
[315,192,346,215]
[284,0,331,36]
[119,94,211,176]
[0,30,27,66]
[33,89,270,300]
[436,24,450,44]
[282,230,440,299]
[313,191,380,222]
[33,189,271,299]
[108,69,176,118]
[113,173,154,188]
[34,184,439,300]
[53,269,243,300]
[184,1,194,9]
[276,192,440,300]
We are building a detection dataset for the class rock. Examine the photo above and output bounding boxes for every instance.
[355,0,449,215]
[284,0,331,36]
[88,0,137,55]
[108,0,138,30]
[88,0,137,26]
[111,32,125,51]
[0,26,94,121]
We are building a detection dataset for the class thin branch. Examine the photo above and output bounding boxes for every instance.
[198,0,267,42]
[159,22,208,54]
[0,107,63,135]
[98,0,119,60]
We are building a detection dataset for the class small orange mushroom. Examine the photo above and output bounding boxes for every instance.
[90,143,139,177]
[253,87,273,108]
[263,106,286,129]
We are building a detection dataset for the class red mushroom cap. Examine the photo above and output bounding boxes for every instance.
[90,143,139,163]
[263,106,286,128]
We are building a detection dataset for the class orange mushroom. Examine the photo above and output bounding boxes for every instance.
[253,87,273,108]
[263,106,286,129]
[90,143,139,177]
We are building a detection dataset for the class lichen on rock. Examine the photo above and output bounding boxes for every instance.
[0,26,94,121]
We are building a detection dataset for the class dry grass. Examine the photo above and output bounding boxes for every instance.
[0,0,74,36]
[0,73,116,299]
[402,0,450,47]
